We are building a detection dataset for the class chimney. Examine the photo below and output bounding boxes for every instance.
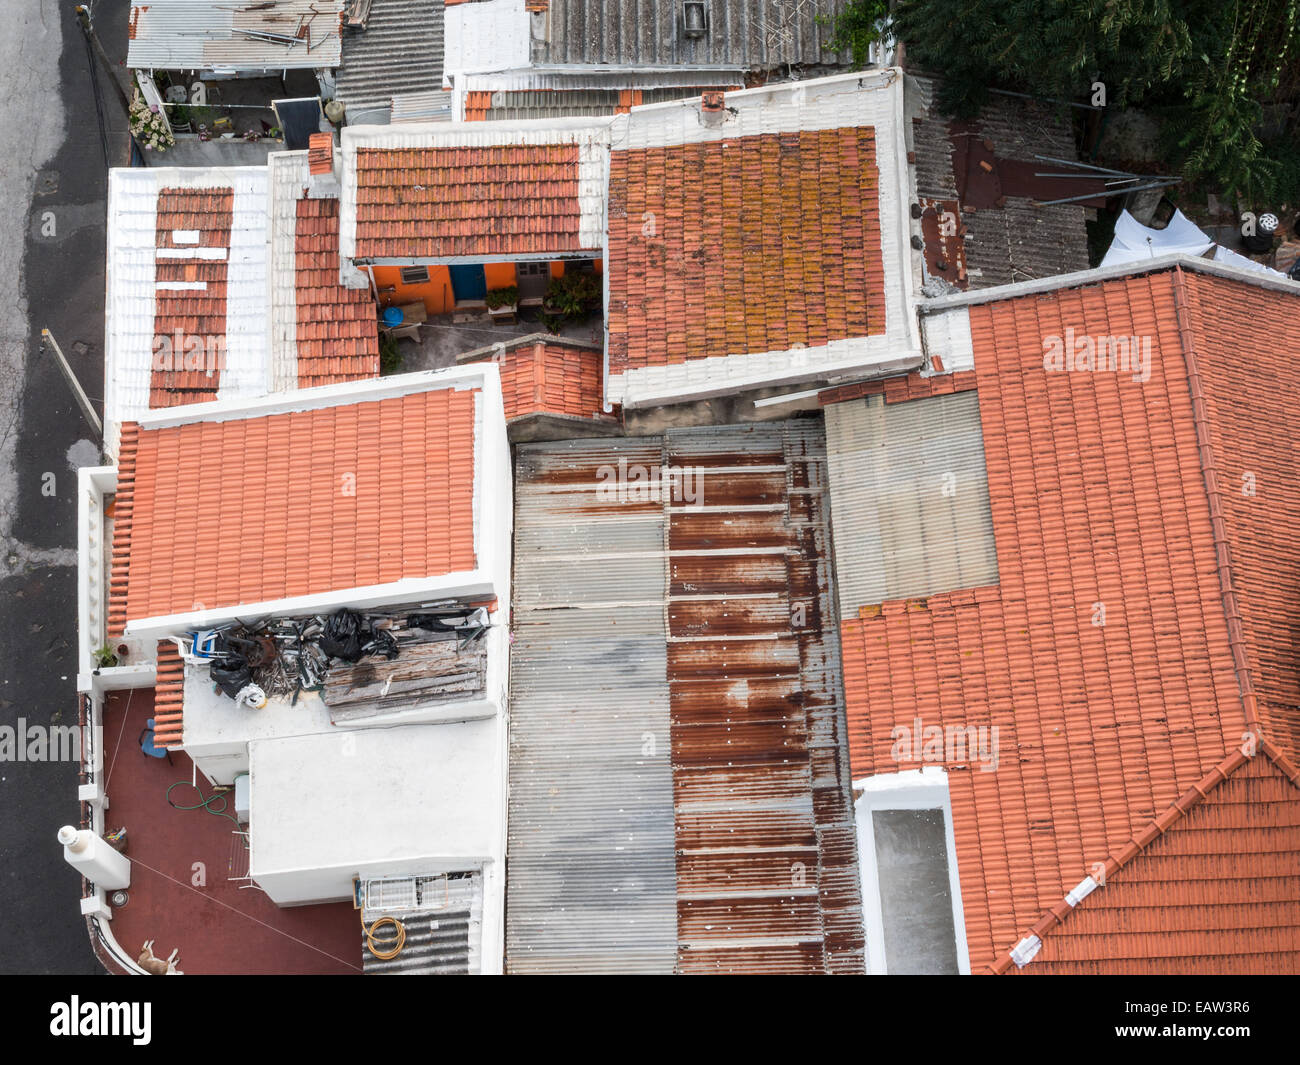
[308,131,335,176]
[701,90,726,128]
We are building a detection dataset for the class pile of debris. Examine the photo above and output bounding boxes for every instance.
[188,606,490,708]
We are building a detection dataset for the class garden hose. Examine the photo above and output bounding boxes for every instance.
[165,780,247,845]
[361,912,406,961]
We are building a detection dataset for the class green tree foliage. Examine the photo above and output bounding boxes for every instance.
[892,0,1300,200]
[820,0,891,66]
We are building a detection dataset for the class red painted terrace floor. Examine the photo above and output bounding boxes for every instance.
[100,688,360,974]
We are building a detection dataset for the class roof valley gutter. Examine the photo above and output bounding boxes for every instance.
[1170,265,1261,735]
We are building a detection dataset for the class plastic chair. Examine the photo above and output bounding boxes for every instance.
[139,718,173,765]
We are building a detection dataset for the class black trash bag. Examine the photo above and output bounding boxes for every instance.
[210,655,252,700]
[363,628,400,661]
[318,608,366,663]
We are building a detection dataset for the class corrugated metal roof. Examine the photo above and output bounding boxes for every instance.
[530,0,850,69]
[127,1,344,72]
[909,75,1091,288]
[480,85,725,120]
[362,872,483,974]
[824,389,998,615]
[334,0,448,118]
[507,438,678,974]
[390,90,454,122]
[507,422,864,974]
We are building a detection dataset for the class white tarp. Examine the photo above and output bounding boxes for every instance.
[1102,207,1288,278]
[1101,208,1214,266]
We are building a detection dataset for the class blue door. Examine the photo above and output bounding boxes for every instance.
[449,264,487,302]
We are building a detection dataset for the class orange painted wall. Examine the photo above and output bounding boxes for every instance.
[372,265,455,314]
[484,263,518,290]
[372,259,603,315]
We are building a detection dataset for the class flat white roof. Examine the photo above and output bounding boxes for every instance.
[249,719,503,877]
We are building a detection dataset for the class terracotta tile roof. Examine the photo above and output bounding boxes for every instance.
[308,132,334,175]
[107,422,141,638]
[153,640,185,748]
[112,387,478,624]
[837,268,1300,973]
[463,91,492,121]
[294,198,380,388]
[1009,743,1300,974]
[492,339,609,422]
[150,188,232,407]
[352,144,585,258]
[606,128,886,373]
[1181,272,1300,765]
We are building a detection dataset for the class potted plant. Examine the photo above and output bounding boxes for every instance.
[485,286,519,322]
[92,644,119,669]
[542,271,600,328]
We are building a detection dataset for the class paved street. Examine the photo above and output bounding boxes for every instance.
[0,0,128,974]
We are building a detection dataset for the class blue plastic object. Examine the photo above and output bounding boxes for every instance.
[382,306,403,327]
[141,718,168,759]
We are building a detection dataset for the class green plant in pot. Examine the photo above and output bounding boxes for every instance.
[485,286,519,311]
[92,644,119,669]
[542,271,600,326]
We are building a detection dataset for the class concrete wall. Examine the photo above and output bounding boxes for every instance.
[145,136,283,168]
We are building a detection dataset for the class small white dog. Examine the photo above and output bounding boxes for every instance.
[138,940,183,975]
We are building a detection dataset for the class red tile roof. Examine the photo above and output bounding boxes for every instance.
[107,422,142,638]
[307,132,334,176]
[1182,272,1300,765]
[153,640,185,748]
[352,145,585,259]
[492,339,610,422]
[606,128,886,373]
[837,267,1300,974]
[151,188,232,407]
[294,198,380,387]
[1011,743,1300,974]
[111,387,478,624]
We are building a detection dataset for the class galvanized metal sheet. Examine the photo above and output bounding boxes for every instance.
[532,0,851,70]
[335,0,447,116]
[127,0,344,72]
[507,438,677,974]
[508,421,865,974]
[824,391,999,616]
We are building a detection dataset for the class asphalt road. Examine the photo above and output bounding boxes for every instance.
[0,0,129,974]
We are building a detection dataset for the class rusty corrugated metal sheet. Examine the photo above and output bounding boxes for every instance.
[127,0,344,72]
[507,422,865,974]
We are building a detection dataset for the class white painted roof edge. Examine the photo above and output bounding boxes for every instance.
[132,361,498,429]
[919,251,1300,313]
[609,341,924,409]
[122,569,497,641]
[614,67,900,121]
[267,151,309,393]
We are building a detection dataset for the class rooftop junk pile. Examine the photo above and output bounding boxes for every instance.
[184,606,491,708]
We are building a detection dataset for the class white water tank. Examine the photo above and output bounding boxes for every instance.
[58,826,130,890]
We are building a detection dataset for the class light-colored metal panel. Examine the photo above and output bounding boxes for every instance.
[825,390,998,616]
